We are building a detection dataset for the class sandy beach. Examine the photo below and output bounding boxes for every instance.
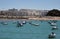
[0,16,60,20]
[28,17,60,20]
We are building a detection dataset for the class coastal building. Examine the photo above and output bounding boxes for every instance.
[0,9,48,17]
[19,9,48,17]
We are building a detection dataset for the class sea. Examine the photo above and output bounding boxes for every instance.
[0,19,60,39]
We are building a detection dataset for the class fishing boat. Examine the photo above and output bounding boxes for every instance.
[52,26,58,30]
[17,21,23,27]
[3,22,8,25]
[51,20,57,23]
[33,23,39,26]
[30,23,39,26]
[48,32,56,38]
[50,22,56,26]
[13,21,16,24]
[1,22,8,25]
[22,21,26,24]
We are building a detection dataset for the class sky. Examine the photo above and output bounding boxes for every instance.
[0,0,60,10]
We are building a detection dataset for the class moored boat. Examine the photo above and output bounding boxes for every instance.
[50,22,56,26]
[17,21,23,27]
[52,26,58,30]
[48,32,56,38]
[22,21,26,24]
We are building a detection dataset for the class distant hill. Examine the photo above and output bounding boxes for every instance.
[46,9,60,17]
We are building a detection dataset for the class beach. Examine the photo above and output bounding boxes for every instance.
[29,17,60,20]
[0,16,60,20]
[0,17,60,20]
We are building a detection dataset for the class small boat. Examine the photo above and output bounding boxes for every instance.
[17,21,23,27]
[50,23,56,26]
[31,23,39,26]
[0,22,4,24]
[13,21,16,24]
[22,21,26,24]
[1,22,8,25]
[29,22,32,24]
[52,26,58,30]
[48,35,55,38]
[48,32,56,38]
[17,23,23,27]
[33,24,39,26]
[3,23,8,25]
[29,22,39,26]
[52,20,57,23]
[48,22,51,24]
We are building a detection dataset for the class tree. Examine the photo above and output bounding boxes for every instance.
[46,9,60,16]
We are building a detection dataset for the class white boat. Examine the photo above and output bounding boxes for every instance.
[3,22,8,25]
[22,21,26,24]
[52,26,58,30]
[34,24,39,26]
[20,23,23,26]
[32,23,39,26]
[48,32,56,38]
[13,21,16,24]
[17,21,23,27]
[51,23,56,26]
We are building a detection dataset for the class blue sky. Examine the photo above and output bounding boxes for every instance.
[0,0,60,10]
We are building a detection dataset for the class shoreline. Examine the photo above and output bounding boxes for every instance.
[29,17,60,20]
[0,17,60,20]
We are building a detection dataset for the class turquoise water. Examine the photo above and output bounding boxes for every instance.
[0,20,60,39]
